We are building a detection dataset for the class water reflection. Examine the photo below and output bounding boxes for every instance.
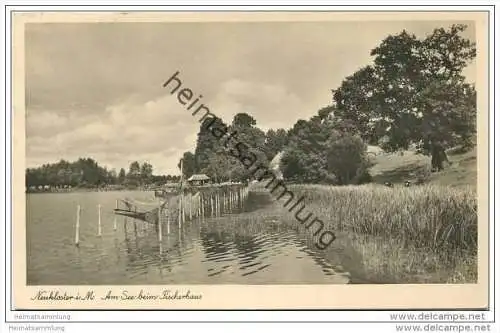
[26,191,349,285]
[113,214,348,284]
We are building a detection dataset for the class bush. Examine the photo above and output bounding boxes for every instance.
[327,133,373,185]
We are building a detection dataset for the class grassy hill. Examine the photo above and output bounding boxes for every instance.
[369,146,477,190]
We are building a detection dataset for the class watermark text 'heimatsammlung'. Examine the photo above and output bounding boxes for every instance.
[162,70,336,250]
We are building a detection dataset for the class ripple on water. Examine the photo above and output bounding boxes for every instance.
[26,192,350,285]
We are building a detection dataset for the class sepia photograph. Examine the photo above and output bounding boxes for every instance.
[10,10,490,310]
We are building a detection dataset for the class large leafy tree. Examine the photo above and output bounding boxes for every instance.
[193,117,225,172]
[332,24,476,170]
[178,151,196,179]
[281,117,337,183]
[282,112,372,185]
[191,112,268,182]
[229,112,268,179]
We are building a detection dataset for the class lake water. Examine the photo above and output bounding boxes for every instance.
[26,191,350,285]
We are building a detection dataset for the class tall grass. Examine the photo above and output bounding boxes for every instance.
[283,184,478,283]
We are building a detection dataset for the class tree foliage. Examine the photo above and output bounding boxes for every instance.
[281,112,372,185]
[190,112,271,183]
[26,158,178,189]
[326,133,373,185]
[265,128,288,160]
[178,151,196,179]
[331,24,476,160]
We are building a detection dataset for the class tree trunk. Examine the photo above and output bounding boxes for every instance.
[430,142,447,172]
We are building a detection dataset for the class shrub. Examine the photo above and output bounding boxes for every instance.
[327,133,373,185]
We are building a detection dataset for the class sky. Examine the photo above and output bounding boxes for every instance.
[25,20,476,175]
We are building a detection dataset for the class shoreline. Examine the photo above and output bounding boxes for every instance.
[25,188,155,194]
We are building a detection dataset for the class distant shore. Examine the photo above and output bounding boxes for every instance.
[25,186,156,194]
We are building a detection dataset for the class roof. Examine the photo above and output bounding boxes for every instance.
[187,174,210,181]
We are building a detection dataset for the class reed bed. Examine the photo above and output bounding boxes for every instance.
[281,184,478,283]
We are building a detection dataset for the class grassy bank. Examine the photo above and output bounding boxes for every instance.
[282,184,477,283]
[370,146,477,190]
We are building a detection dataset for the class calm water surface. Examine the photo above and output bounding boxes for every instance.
[26,191,349,285]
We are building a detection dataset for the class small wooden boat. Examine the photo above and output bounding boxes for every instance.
[113,198,168,225]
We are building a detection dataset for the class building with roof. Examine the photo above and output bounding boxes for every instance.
[187,174,210,186]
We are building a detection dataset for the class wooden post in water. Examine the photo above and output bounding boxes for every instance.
[167,210,170,234]
[182,194,186,224]
[217,193,221,217]
[223,192,226,213]
[158,205,162,242]
[178,195,182,228]
[124,217,128,239]
[133,218,138,235]
[189,193,193,220]
[215,193,218,217]
[113,200,118,231]
[197,194,201,217]
[210,193,214,217]
[198,194,202,218]
[186,194,189,221]
[158,207,163,256]
[200,192,205,219]
[238,188,241,208]
[196,194,200,218]
[97,204,102,236]
[213,193,216,217]
[75,204,81,246]
[179,158,184,227]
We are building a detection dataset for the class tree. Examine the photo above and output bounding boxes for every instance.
[331,24,476,170]
[232,113,256,128]
[326,132,373,185]
[108,168,118,185]
[228,112,267,180]
[178,152,196,179]
[194,117,226,172]
[191,112,268,183]
[26,158,110,188]
[128,161,141,177]
[127,161,141,186]
[281,118,337,183]
[118,168,126,184]
[140,162,153,183]
[265,128,288,160]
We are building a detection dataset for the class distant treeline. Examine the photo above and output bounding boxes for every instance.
[25,158,181,189]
